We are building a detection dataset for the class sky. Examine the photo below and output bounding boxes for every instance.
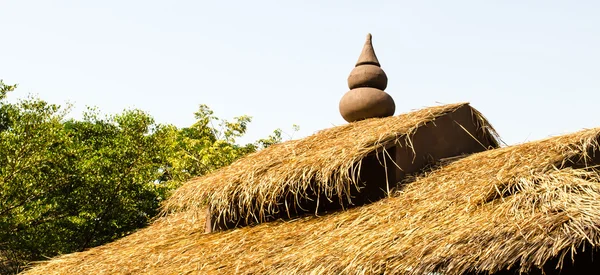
[1,1,599,146]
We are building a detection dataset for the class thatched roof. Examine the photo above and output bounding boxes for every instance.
[23,127,600,274]
[163,102,498,226]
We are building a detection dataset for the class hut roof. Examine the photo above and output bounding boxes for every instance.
[163,102,498,225]
[24,127,600,274]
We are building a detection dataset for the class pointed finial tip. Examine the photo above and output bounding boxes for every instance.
[356,33,380,67]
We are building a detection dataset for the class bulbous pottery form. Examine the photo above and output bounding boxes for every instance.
[339,87,395,122]
[347,64,388,90]
[339,33,396,123]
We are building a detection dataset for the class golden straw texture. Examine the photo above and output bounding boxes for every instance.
[163,103,498,225]
[23,127,600,274]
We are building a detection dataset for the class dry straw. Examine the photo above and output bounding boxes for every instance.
[24,127,600,274]
[162,103,499,225]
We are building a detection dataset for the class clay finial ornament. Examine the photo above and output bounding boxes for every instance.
[339,33,396,123]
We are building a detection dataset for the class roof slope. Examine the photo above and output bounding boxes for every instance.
[24,128,600,274]
[163,103,498,224]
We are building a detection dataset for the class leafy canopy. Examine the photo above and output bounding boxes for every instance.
[0,80,293,273]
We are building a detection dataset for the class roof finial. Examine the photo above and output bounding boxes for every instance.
[339,33,395,123]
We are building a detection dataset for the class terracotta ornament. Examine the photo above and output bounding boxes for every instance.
[339,34,395,122]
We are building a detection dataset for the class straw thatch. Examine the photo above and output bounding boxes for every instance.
[23,125,600,274]
[164,102,498,226]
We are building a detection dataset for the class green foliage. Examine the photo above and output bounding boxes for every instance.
[0,80,18,133]
[0,94,73,273]
[0,81,293,273]
[161,104,257,184]
[0,80,17,100]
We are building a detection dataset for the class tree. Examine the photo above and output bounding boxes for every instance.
[0,80,17,132]
[59,108,174,251]
[0,92,73,273]
[160,104,285,185]
[0,81,291,273]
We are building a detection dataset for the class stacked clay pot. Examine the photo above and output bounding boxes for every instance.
[339,34,395,122]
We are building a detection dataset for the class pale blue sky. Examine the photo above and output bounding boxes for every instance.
[1,1,599,145]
